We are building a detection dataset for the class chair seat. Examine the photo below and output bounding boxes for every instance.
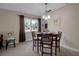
[53,37,59,41]
[38,37,41,39]
[34,37,37,39]
[34,37,41,39]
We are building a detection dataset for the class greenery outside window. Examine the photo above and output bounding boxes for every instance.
[24,17,38,32]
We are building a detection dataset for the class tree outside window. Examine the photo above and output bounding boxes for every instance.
[24,18,38,32]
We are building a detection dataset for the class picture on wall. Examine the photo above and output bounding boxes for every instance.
[53,16,61,26]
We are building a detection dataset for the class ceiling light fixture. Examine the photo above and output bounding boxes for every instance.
[42,3,51,20]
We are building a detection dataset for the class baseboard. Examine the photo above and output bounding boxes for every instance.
[61,44,79,53]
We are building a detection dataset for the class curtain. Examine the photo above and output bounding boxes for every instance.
[38,18,41,32]
[19,15,26,42]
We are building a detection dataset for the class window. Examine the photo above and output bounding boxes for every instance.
[24,17,38,32]
[31,19,38,31]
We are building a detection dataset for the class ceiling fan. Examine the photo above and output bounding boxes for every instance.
[44,3,54,13]
[47,10,52,12]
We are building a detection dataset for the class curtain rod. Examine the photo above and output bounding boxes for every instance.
[18,15,41,19]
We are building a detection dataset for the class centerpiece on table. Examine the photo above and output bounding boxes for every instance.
[43,28,49,32]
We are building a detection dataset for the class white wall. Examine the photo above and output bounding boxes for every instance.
[0,9,39,43]
[0,9,19,43]
[48,4,79,51]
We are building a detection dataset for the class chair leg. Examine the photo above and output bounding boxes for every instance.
[42,41,43,56]
[33,40,34,50]
[58,41,60,52]
[55,40,57,56]
[0,42,2,49]
[14,39,15,48]
[51,42,52,56]
[35,40,36,45]
[6,41,8,50]
[40,41,42,52]
[59,47,60,52]
[0,43,2,49]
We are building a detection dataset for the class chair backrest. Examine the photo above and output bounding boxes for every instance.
[32,31,38,39]
[41,33,53,42]
[58,31,62,40]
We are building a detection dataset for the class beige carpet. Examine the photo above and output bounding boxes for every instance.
[0,41,79,56]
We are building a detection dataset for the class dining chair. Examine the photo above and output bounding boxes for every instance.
[52,31,62,54]
[32,31,42,52]
[41,33,53,56]
[57,31,62,52]
[32,31,37,50]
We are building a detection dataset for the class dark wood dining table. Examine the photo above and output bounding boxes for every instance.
[36,32,58,55]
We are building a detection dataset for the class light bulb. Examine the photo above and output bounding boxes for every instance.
[42,15,45,19]
[42,15,51,20]
[48,15,50,19]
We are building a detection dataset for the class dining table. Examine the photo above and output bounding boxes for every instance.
[36,32,59,55]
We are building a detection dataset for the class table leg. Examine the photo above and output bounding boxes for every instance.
[37,39,39,53]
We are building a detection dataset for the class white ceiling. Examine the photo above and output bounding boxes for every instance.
[0,3,67,16]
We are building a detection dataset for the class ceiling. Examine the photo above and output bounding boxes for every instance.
[0,3,67,16]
